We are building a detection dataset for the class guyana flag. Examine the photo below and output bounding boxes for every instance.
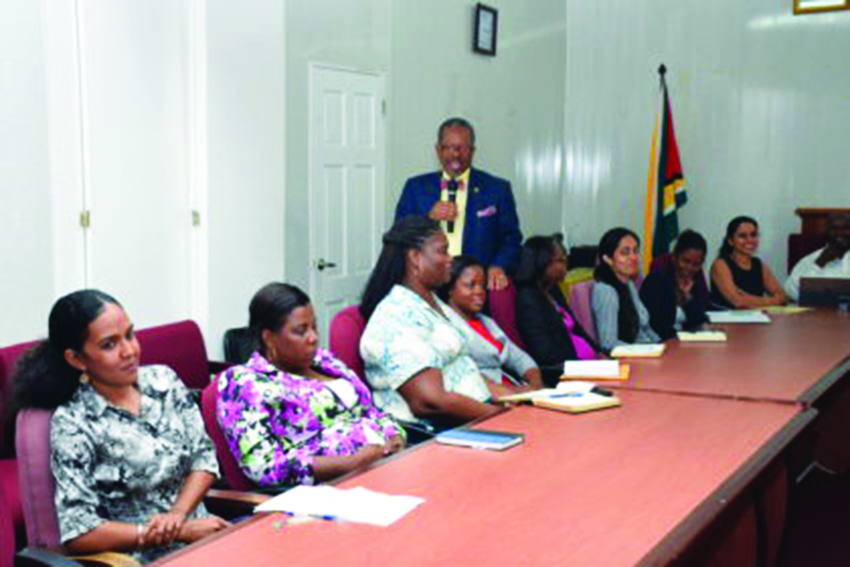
[642,66,687,274]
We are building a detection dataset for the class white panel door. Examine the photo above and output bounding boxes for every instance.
[309,65,386,343]
[77,1,193,327]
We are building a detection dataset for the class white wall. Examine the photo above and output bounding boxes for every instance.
[563,0,850,274]
[206,0,285,357]
[0,1,55,345]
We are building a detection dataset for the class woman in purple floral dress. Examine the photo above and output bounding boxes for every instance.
[216,283,405,487]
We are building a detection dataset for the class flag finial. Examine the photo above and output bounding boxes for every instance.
[658,64,667,76]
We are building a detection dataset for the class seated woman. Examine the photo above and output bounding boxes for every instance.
[592,228,661,352]
[710,216,787,309]
[10,290,227,563]
[216,283,405,488]
[439,255,543,390]
[359,216,503,428]
[514,235,602,386]
[640,229,710,340]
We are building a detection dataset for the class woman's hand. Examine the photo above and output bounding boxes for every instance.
[143,511,187,547]
[384,435,406,455]
[177,517,230,544]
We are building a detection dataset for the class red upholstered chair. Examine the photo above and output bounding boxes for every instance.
[568,280,598,343]
[488,283,526,351]
[136,320,227,390]
[15,410,61,553]
[0,340,39,566]
[329,305,367,380]
[200,376,255,491]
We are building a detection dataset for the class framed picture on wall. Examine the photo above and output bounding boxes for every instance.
[473,3,498,56]
[794,0,849,14]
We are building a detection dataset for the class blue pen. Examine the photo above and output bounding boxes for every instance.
[549,392,583,398]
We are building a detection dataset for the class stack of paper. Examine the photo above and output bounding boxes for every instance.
[677,330,728,342]
[610,344,666,358]
[562,359,629,381]
[255,485,425,527]
[706,310,771,324]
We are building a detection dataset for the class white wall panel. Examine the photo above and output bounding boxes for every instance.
[78,0,194,327]
[206,0,285,358]
[0,1,55,345]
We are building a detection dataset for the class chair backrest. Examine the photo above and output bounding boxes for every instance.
[136,320,211,390]
[200,377,255,491]
[0,341,39,459]
[223,327,255,365]
[788,233,827,274]
[328,305,366,380]
[15,409,60,551]
[0,482,14,567]
[569,280,597,342]
[488,283,526,350]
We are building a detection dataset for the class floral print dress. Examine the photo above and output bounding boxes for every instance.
[216,349,404,487]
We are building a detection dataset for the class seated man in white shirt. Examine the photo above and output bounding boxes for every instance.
[785,212,850,302]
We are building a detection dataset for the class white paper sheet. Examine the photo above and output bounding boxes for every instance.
[562,359,621,378]
[255,485,425,527]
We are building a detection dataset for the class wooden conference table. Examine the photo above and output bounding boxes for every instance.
[615,309,850,406]
[160,392,811,567]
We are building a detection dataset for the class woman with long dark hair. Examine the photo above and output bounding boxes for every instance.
[10,290,226,563]
[216,283,405,488]
[710,216,786,308]
[438,255,543,389]
[640,229,711,340]
[514,235,601,386]
[591,228,661,352]
[359,216,500,428]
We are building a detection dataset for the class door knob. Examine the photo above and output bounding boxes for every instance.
[316,258,338,271]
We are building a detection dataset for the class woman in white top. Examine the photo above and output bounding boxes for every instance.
[359,217,504,427]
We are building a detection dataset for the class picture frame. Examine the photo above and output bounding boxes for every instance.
[793,0,849,15]
[473,3,498,56]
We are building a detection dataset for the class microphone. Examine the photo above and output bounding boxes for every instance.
[446,179,459,234]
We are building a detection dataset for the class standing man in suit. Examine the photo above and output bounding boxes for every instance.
[395,117,523,290]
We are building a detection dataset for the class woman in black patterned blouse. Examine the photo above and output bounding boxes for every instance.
[9,290,228,563]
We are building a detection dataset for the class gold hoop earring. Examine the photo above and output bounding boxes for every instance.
[79,372,90,385]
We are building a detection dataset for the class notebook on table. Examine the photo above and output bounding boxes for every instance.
[435,428,525,451]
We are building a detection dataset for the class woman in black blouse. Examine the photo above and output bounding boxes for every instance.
[709,216,786,309]
[640,229,710,340]
[514,235,601,387]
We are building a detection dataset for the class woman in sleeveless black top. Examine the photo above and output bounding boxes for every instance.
[710,216,787,309]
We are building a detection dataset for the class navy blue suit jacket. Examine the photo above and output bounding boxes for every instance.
[394,168,523,274]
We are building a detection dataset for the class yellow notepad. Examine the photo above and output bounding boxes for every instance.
[610,344,666,358]
[677,331,728,342]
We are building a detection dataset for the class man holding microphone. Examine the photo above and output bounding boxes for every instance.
[394,117,523,290]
